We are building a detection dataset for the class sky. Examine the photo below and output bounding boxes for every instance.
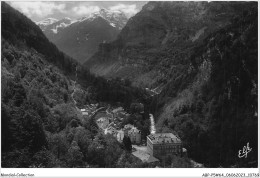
[8,1,147,22]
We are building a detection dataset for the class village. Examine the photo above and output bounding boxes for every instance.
[80,104,142,144]
[78,103,190,165]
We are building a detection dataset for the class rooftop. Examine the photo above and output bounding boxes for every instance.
[146,155,160,163]
[112,107,124,113]
[147,133,181,144]
[128,127,141,133]
[97,117,109,122]
[132,145,159,163]
[106,125,117,132]
[124,124,134,129]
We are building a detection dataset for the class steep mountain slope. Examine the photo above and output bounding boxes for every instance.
[1,2,151,168]
[1,3,77,74]
[1,2,83,167]
[37,9,128,64]
[154,6,258,167]
[85,2,255,90]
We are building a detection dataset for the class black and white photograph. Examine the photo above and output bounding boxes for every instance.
[0,0,259,177]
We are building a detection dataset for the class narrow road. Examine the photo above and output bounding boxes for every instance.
[106,107,113,118]
[71,66,80,111]
[90,107,106,119]
[71,80,80,110]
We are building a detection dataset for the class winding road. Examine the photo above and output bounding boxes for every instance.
[71,66,80,111]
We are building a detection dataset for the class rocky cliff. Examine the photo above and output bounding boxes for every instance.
[85,2,254,90]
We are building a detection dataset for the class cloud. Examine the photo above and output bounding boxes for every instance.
[109,4,138,18]
[9,2,66,19]
[72,5,100,16]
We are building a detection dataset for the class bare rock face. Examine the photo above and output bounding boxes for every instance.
[85,1,254,89]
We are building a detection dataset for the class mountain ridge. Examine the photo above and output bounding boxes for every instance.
[84,1,255,89]
[36,8,128,64]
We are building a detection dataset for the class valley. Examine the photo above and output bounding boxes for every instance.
[1,1,258,169]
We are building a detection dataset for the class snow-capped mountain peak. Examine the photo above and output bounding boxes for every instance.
[37,9,128,33]
[36,18,58,26]
[35,9,128,64]
[63,17,71,20]
[77,8,128,29]
[37,17,73,33]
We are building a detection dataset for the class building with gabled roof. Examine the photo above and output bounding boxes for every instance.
[128,127,141,144]
[96,117,110,129]
[104,125,117,137]
[124,124,134,130]
[112,107,124,113]
[117,129,124,142]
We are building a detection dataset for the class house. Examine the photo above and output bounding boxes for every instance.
[128,127,141,144]
[104,125,117,137]
[123,124,134,135]
[82,112,89,116]
[147,133,182,160]
[124,124,134,130]
[112,107,124,114]
[117,129,124,142]
[96,117,110,129]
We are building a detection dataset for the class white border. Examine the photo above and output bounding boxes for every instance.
[1,168,259,177]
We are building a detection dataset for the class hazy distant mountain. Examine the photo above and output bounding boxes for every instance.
[37,9,128,64]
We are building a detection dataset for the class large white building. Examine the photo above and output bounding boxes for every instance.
[147,133,182,159]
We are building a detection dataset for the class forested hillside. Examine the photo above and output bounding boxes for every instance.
[154,5,258,167]
[85,2,256,90]
[1,2,77,75]
[1,2,154,168]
